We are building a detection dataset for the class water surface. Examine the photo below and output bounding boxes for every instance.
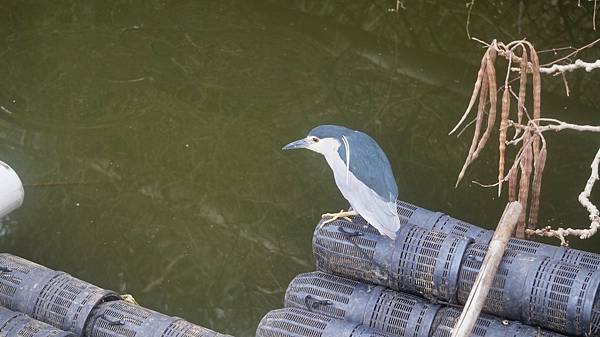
[1,1,599,336]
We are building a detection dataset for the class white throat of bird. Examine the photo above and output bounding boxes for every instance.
[307,137,351,184]
[306,137,341,155]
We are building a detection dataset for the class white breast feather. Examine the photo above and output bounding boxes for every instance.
[324,150,400,239]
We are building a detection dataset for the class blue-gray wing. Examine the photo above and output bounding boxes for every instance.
[338,130,398,202]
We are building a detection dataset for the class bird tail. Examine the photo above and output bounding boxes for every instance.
[379,226,397,240]
[379,214,400,240]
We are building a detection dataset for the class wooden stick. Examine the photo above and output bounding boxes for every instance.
[450,202,522,337]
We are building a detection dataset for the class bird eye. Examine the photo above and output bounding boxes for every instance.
[311,137,319,143]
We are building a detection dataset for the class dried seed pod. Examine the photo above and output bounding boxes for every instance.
[515,46,528,139]
[498,86,511,196]
[516,132,534,238]
[472,47,498,161]
[529,46,541,121]
[450,47,491,135]
[529,45,542,156]
[528,144,547,228]
[456,70,489,187]
[508,162,519,202]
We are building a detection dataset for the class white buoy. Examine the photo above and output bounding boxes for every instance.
[0,160,24,218]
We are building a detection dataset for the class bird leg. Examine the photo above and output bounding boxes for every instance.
[320,209,358,224]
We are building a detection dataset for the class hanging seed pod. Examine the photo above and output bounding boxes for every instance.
[508,163,519,202]
[529,45,541,122]
[456,68,489,187]
[528,145,547,228]
[449,45,492,135]
[472,47,498,161]
[529,45,543,165]
[516,132,534,237]
[515,46,528,139]
[498,85,511,196]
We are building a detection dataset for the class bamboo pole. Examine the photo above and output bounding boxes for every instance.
[450,201,522,337]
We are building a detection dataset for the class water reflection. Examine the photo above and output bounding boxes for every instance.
[0,1,599,336]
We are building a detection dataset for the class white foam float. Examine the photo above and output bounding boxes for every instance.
[0,160,24,218]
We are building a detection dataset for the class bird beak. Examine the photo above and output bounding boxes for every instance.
[282,138,311,150]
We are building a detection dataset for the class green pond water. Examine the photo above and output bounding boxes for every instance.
[1,1,599,336]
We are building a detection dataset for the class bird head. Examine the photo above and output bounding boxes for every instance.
[282,125,350,156]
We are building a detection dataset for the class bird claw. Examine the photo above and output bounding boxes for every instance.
[320,209,358,225]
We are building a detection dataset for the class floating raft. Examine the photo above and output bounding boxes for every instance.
[314,214,600,336]
[257,200,600,337]
[257,272,566,337]
[0,254,232,337]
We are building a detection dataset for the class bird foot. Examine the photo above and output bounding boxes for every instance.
[320,209,358,225]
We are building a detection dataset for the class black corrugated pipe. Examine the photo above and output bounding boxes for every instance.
[0,253,119,335]
[0,306,75,337]
[313,218,600,336]
[256,307,398,337]
[283,271,568,337]
[0,253,232,337]
[85,300,232,337]
[395,200,600,270]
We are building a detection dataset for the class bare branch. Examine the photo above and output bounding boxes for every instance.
[511,59,600,75]
[579,147,600,238]
[510,119,600,133]
[450,202,522,337]
[541,38,600,66]
[532,118,600,133]
[526,148,600,245]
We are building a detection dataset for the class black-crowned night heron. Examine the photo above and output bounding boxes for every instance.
[283,125,401,239]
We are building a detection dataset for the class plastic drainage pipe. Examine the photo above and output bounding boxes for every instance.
[0,253,120,335]
[361,199,600,271]
[0,160,24,218]
[283,271,568,337]
[313,219,600,337]
[0,254,232,337]
[256,308,398,337]
[284,271,440,337]
[0,306,75,337]
[313,219,471,303]
[85,300,233,337]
